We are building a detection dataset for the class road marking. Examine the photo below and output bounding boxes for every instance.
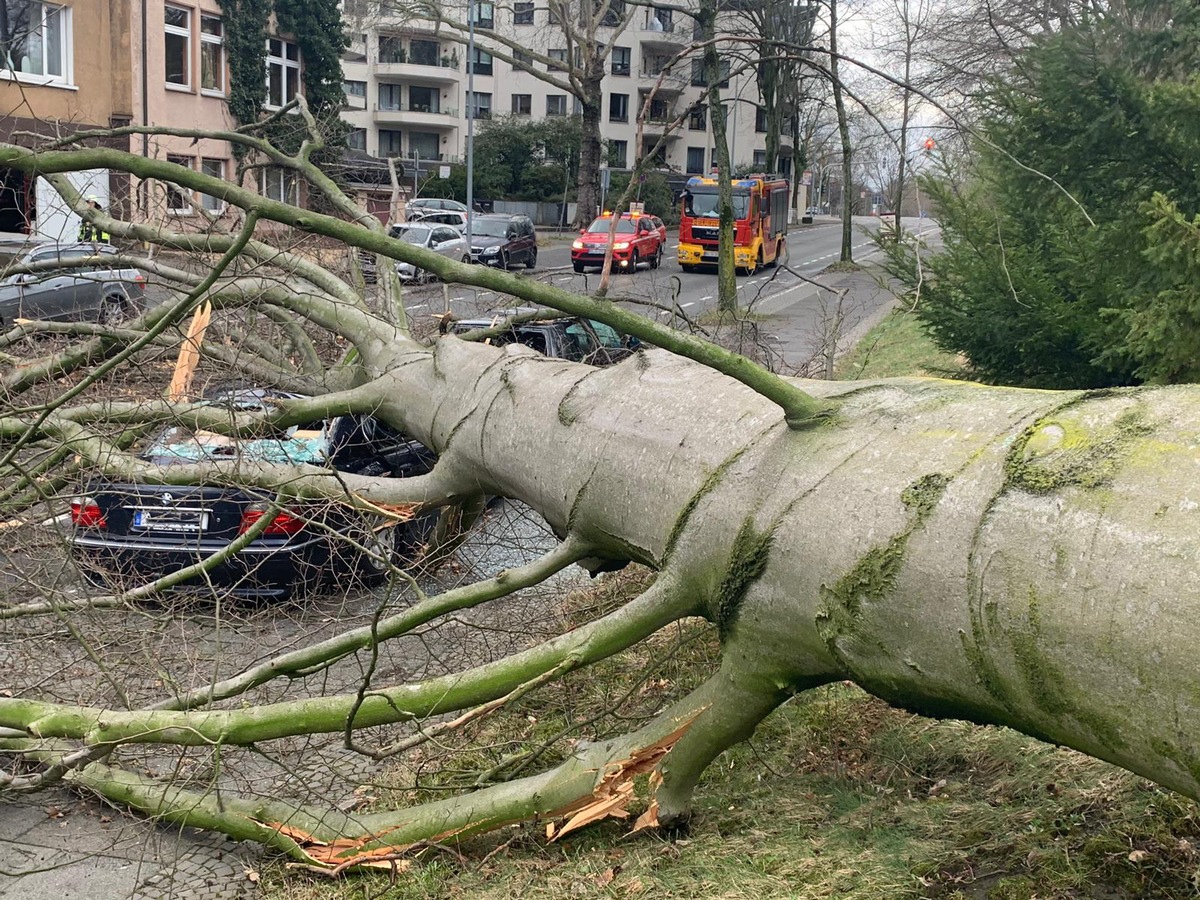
[409,302,427,310]
[681,302,695,308]
[697,295,712,303]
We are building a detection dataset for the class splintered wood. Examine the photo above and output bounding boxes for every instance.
[544,712,703,842]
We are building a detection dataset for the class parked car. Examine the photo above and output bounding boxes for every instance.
[0,242,146,327]
[466,214,537,269]
[68,387,438,599]
[571,213,665,273]
[407,198,468,215]
[388,222,470,283]
[451,307,638,366]
[407,209,470,230]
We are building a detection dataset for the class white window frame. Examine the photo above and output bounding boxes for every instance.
[0,1,73,87]
[265,38,300,109]
[164,4,192,91]
[199,14,224,96]
[260,166,298,205]
[199,158,225,213]
[165,154,195,215]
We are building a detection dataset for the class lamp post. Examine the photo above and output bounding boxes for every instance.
[465,0,476,252]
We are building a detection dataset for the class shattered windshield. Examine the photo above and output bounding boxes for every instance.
[143,425,327,465]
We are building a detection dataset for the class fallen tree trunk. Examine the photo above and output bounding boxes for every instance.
[5,340,1200,849]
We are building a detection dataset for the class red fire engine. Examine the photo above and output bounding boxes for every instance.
[677,174,790,274]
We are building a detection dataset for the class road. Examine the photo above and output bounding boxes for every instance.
[399,215,940,373]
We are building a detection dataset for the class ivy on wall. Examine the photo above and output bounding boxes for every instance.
[216,0,272,138]
[217,0,348,148]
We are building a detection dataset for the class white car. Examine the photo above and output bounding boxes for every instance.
[389,223,470,283]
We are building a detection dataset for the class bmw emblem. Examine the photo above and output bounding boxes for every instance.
[161,492,174,505]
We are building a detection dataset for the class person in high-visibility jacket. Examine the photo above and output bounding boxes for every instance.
[78,197,110,242]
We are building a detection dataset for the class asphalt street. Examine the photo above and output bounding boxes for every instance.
[404,215,940,327]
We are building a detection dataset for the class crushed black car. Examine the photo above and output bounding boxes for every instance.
[451,308,639,366]
[67,388,437,599]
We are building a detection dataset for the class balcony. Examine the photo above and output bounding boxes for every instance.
[374,57,461,83]
[638,13,688,49]
[638,66,688,94]
[374,104,461,129]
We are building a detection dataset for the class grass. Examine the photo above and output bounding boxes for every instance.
[836,304,965,382]
[260,309,1200,900]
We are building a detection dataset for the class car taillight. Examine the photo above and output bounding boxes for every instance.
[239,505,305,536]
[70,497,107,528]
[135,274,146,285]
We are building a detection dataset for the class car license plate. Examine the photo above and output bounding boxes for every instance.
[133,510,209,532]
[701,251,719,260]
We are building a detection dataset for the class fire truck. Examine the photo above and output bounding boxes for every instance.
[676,174,790,274]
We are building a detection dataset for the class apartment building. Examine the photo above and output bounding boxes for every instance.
[2,0,309,240]
[1,0,134,238]
[339,1,791,181]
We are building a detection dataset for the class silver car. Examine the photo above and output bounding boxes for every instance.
[0,242,146,327]
[389,223,469,283]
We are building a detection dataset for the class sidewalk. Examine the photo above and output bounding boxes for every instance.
[1,793,256,899]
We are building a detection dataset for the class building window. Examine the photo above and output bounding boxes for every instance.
[471,1,494,30]
[379,129,404,157]
[469,46,492,76]
[690,58,730,87]
[164,5,190,88]
[755,107,767,133]
[199,158,225,212]
[600,0,625,27]
[511,93,531,115]
[610,45,630,76]
[266,38,300,108]
[343,79,366,97]
[752,149,767,167]
[649,6,672,29]
[165,154,193,213]
[379,82,401,111]
[686,146,704,173]
[710,147,719,170]
[607,139,627,168]
[260,166,297,205]
[547,48,566,71]
[546,94,566,116]
[411,132,439,160]
[468,91,492,119]
[409,38,438,66]
[514,49,533,68]
[608,93,628,123]
[513,1,534,24]
[687,104,706,131]
[379,35,406,63]
[1,1,70,83]
[410,85,438,112]
[346,128,367,151]
[200,15,224,94]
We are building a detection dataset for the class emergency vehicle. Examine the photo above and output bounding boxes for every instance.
[677,174,790,274]
[572,211,667,273]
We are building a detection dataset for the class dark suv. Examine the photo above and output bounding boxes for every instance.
[467,214,537,269]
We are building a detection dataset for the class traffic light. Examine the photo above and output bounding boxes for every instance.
[923,137,937,152]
